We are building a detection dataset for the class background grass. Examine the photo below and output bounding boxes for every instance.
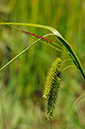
[0,0,85,129]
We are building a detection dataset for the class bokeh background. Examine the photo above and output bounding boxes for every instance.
[0,0,85,129]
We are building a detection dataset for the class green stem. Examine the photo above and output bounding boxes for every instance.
[0,32,65,72]
[0,41,38,72]
[57,37,85,79]
[66,93,85,129]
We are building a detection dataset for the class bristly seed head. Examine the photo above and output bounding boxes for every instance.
[43,57,62,119]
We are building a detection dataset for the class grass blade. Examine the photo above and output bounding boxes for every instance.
[0,21,85,78]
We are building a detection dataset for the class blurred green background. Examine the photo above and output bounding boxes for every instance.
[0,0,85,129]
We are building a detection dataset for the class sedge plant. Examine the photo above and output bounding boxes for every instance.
[0,20,85,128]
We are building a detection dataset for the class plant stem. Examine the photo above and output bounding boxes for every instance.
[50,119,52,129]
[66,93,85,129]
[0,41,38,72]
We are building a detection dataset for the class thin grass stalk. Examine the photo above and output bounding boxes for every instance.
[66,93,85,129]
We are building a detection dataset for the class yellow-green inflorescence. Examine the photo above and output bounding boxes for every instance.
[43,57,62,119]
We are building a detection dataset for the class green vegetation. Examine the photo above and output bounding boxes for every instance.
[0,0,85,129]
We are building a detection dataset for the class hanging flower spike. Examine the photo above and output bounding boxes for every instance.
[43,58,62,119]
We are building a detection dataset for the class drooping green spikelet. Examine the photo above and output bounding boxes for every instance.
[47,72,61,119]
[43,57,62,119]
[43,58,62,99]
